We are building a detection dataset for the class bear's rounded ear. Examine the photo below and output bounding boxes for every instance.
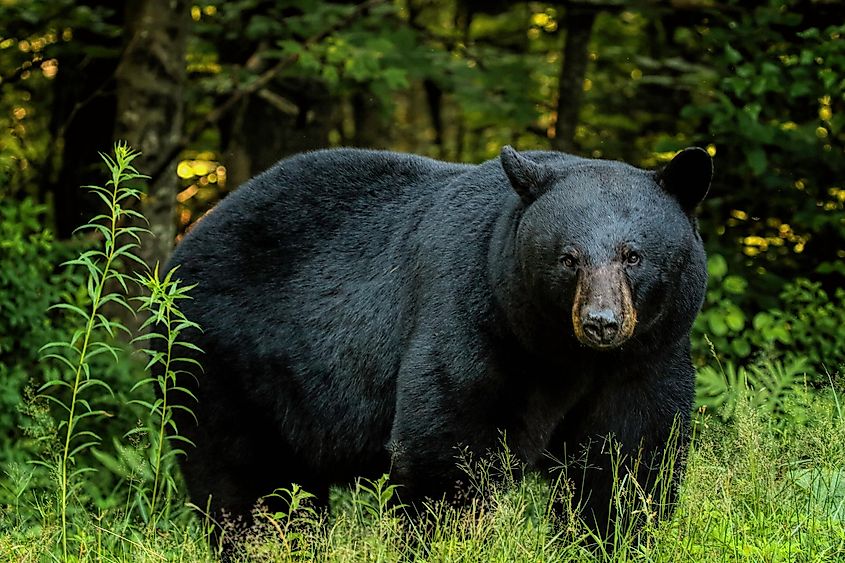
[657,147,713,214]
[500,145,552,204]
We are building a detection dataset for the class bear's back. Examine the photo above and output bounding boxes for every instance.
[168,148,478,304]
[173,149,469,268]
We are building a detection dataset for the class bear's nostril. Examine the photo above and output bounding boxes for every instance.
[602,320,619,340]
[583,309,620,344]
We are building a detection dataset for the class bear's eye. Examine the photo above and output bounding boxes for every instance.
[626,251,642,266]
[561,254,578,268]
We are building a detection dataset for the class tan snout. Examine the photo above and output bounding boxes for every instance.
[571,265,637,349]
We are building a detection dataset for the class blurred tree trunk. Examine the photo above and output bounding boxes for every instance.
[552,6,597,154]
[114,0,189,271]
[408,1,444,157]
[48,0,122,239]
[452,5,473,162]
[422,79,444,157]
[352,90,389,149]
[221,76,336,190]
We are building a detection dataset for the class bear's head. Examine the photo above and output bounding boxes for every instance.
[500,146,712,351]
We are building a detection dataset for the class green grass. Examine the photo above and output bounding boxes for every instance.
[2,390,845,562]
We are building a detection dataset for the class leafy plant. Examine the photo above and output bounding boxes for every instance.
[0,199,81,466]
[693,254,755,362]
[791,466,845,523]
[681,5,845,282]
[259,483,320,561]
[351,473,404,523]
[694,255,845,386]
[756,279,845,374]
[130,265,202,527]
[697,355,808,423]
[37,143,148,558]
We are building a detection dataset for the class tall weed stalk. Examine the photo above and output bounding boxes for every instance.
[131,265,202,527]
[38,143,148,558]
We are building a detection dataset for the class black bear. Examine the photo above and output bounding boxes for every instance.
[165,145,711,544]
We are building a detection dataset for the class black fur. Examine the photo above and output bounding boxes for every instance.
[165,147,710,542]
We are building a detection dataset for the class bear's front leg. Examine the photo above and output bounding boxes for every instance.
[544,362,694,537]
[387,345,501,510]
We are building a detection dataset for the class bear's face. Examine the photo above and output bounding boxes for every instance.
[500,146,712,350]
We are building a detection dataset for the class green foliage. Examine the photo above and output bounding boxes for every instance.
[1,1,844,559]
[256,484,320,561]
[0,144,208,559]
[131,266,202,527]
[791,466,845,523]
[693,254,754,362]
[694,255,845,383]
[0,198,149,534]
[760,279,845,372]
[673,4,845,395]
[192,2,420,101]
[678,393,845,561]
[6,395,845,560]
[187,0,563,161]
[0,199,81,465]
[680,1,845,284]
[38,142,149,558]
[0,0,122,197]
[693,253,845,421]
[349,474,403,524]
[696,356,809,424]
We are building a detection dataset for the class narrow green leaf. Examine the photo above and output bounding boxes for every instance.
[78,378,115,395]
[129,399,157,411]
[48,303,90,320]
[133,332,167,343]
[69,440,101,459]
[130,377,159,393]
[170,404,198,423]
[38,394,72,413]
[37,378,73,392]
[165,434,196,448]
[174,341,203,353]
[40,354,78,371]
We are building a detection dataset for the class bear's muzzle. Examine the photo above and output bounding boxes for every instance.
[571,265,637,349]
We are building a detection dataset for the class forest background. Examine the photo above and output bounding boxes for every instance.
[1,0,845,560]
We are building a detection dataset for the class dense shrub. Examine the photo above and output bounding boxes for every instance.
[682,6,845,288]
[694,254,845,385]
[0,199,81,464]
[693,253,845,424]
